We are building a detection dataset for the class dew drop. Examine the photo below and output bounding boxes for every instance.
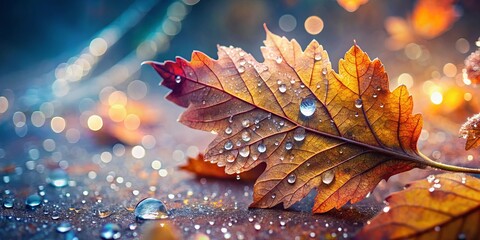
[285,142,293,150]
[175,75,182,83]
[3,198,14,209]
[226,155,235,163]
[239,147,250,158]
[293,128,306,142]
[257,143,266,153]
[314,53,322,61]
[287,174,296,184]
[321,170,335,185]
[354,99,363,108]
[242,119,251,128]
[25,194,42,208]
[47,169,69,188]
[238,66,245,73]
[372,93,378,98]
[382,206,390,213]
[56,222,72,233]
[100,223,121,239]
[275,56,283,64]
[254,223,261,230]
[225,127,233,135]
[134,198,169,220]
[224,140,233,150]
[278,84,287,93]
[242,131,251,142]
[354,112,359,118]
[239,59,246,66]
[300,98,316,117]
[271,194,276,199]
[322,68,328,75]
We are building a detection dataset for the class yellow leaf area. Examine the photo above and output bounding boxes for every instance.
[147,25,427,213]
[358,173,480,239]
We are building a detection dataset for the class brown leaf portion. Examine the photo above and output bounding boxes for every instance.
[357,173,480,239]
[460,113,480,150]
[179,154,263,182]
[146,26,426,213]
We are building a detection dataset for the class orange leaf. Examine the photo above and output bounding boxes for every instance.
[460,113,480,150]
[411,0,458,39]
[179,154,263,182]
[145,25,480,213]
[357,173,480,239]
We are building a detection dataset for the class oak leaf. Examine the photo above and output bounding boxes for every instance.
[145,25,479,213]
[179,154,263,182]
[357,173,480,239]
[460,113,480,150]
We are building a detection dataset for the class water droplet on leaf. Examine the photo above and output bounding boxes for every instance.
[293,128,306,142]
[287,174,296,184]
[257,143,266,153]
[25,194,42,208]
[239,147,250,158]
[242,131,251,142]
[224,141,233,150]
[300,98,316,117]
[175,75,182,83]
[321,170,335,185]
[278,84,287,93]
[355,99,363,108]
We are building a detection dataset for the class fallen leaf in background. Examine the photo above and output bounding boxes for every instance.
[357,173,480,239]
[465,49,480,85]
[146,25,480,213]
[411,0,458,39]
[180,154,264,182]
[336,0,368,12]
[385,0,458,50]
[460,113,480,150]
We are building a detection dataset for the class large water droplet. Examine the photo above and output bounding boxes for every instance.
[278,84,287,93]
[293,128,306,142]
[239,147,250,158]
[287,174,296,184]
[175,75,182,84]
[223,140,233,151]
[47,169,69,188]
[225,126,232,135]
[56,222,72,233]
[100,223,121,239]
[3,198,14,209]
[354,99,363,108]
[25,194,42,208]
[257,143,266,153]
[242,131,251,142]
[285,142,293,150]
[134,198,169,220]
[242,119,250,128]
[321,170,335,185]
[300,98,316,117]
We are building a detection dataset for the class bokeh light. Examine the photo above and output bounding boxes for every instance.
[279,14,297,32]
[304,16,324,35]
[87,115,103,131]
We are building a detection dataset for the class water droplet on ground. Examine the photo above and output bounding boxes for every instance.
[287,174,296,184]
[293,128,306,142]
[3,198,13,209]
[300,98,316,117]
[100,223,121,239]
[134,198,169,220]
[47,169,69,188]
[321,170,335,184]
[56,222,72,233]
[25,194,42,208]
[355,99,363,108]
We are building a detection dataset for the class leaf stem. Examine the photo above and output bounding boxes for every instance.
[419,152,480,174]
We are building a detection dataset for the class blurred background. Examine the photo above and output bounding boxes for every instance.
[0,0,479,239]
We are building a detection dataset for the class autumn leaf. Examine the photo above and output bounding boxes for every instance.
[145,25,480,213]
[179,154,263,182]
[357,173,480,239]
[460,113,480,150]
